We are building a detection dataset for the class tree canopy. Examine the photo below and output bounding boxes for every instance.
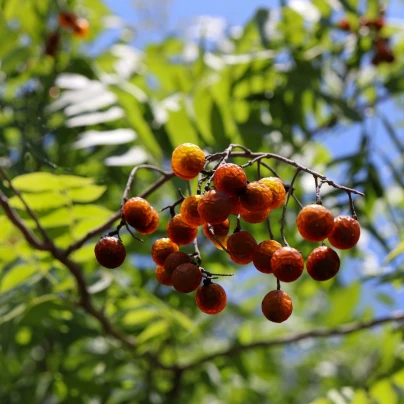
[0,0,403,403]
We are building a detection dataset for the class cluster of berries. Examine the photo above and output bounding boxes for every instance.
[45,11,89,57]
[337,9,395,65]
[95,144,361,323]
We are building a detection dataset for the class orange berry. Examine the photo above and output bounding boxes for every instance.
[271,247,304,282]
[239,181,273,212]
[167,214,198,246]
[240,207,271,224]
[306,246,340,281]
[135,207,159,235]
[213,163,247,196]
[296,204,334,242]
[202,220,230,239]
[328,216,360,250]
[172,166,195,180]
[171,143,205,180]
[151,238,179,266]
[196,281,227,314]
[203,220,230,250]
[261,290,293,323]
[164,251,191,277]
[122,197,153,229]
[59,11,77,28]
[227,231,257,265]
[94,236,126,269]
[73,18,89,38]
[156,265,172,286]
[180,195,205,227]
[258,177,286,209]
[197,190,231,224]
[229,196,243,215]
[171,263,202,293]
[252,240,282,274]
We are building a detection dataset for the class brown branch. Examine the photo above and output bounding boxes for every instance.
[0,187,136,349]
[0,167,51,243]
[0,190,48,251]
[178,310,404,371]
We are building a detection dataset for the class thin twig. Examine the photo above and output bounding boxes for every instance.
[209,149,364,196]
[121,165,171,207]
[280,168,301,246]
[347,191,358,220]
[0,167,51,243]
[207,224,230,253]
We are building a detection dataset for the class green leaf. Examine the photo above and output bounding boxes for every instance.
[8,191,67,211]
[370,379,398,404]
[1,263,37,293]
[136,320,169,344]
[165,102,199,147]
[71,204,113,219]
[68,185,107,202]
[324,282,361,326]
[11,173,93,192]
[122,308,159,326]
[385,241,404,263]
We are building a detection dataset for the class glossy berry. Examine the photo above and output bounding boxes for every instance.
[227,231,257,265]
[180,195,205,227]
[296,204,334,242]
[240,207,271,224]
[197,190,231,225]
[261,290,293,323]
[164,251,191,277]
[213,163,247,197]
[167,214,198,246]
[196,281,227,314]
[258,177,286,209]
[240,181,273,212]
[171,263,202,293]
[271,247,304,282]
[229,196,243,215]
[151,238,179,266]
[306,246,340,281]
[203,220,230,250]
[328,216,360,250]
[135,208,159,235]
[155,265,172,286]
[73,18,90,38]
[252,240,282,274]
[171,143,205,180]
[59,11,77,28]
[203,220,230,239]
[94,237,126,269]
[123,197,153,230]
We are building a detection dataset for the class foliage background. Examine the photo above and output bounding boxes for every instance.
[0,0,403,403]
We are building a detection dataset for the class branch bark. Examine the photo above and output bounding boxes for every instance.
[178,310,404,371]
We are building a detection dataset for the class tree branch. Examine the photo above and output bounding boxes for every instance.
[0,187,136,349]
[178,310,404,371]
